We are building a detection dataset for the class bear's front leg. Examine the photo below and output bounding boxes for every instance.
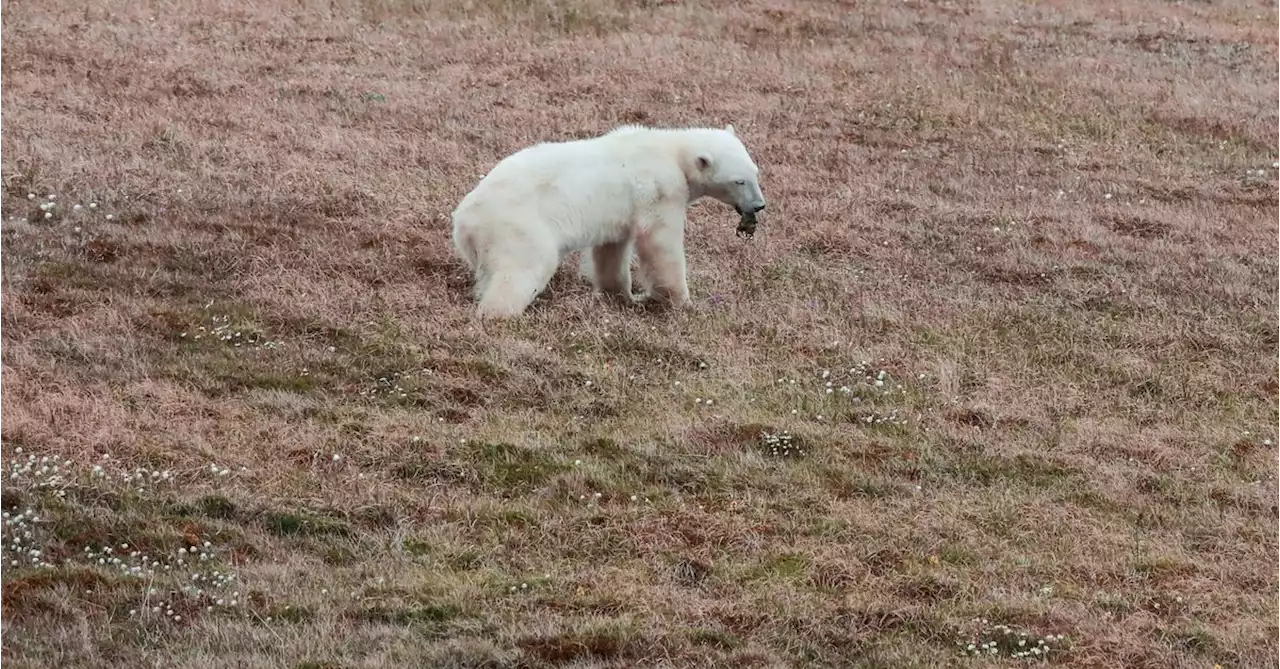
[635,215,691,308]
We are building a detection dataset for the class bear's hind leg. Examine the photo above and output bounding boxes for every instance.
[452,225,477,271]
[471,263,493,302]
[474,253,558,319]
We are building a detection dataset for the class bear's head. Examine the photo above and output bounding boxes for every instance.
[691,125,767,221]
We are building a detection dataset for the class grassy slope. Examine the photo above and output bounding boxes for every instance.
[1,0,1277,667]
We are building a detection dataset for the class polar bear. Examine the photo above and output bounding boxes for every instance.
[450,124,767,318]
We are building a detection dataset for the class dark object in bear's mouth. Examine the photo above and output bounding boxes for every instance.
[736,211,758,239]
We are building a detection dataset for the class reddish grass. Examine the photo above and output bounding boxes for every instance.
[2,0,1278,667]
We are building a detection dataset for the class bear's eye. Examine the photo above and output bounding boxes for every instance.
[734,179,746,185]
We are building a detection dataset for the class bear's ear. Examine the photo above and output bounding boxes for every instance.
[696,155,713,171]
[724,124,736,135]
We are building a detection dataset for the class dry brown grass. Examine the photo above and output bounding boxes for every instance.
[1,0,1277,667]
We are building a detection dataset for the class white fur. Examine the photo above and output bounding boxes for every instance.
[450,124,766,318]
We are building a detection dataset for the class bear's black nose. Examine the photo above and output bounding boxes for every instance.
[753,204,766,213]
